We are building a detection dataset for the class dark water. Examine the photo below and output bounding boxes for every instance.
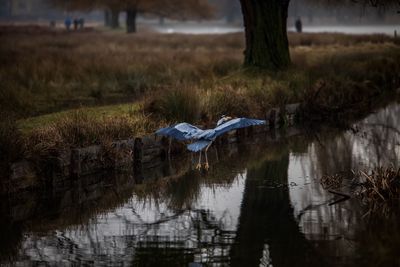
[1,102,400,267]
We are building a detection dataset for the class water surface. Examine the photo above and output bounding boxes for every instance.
[1,102,399,266]
[155,24,399,35]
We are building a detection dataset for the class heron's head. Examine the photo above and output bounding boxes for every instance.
[216,115,232,126]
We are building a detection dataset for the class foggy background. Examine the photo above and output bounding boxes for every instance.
[0,0,399,34]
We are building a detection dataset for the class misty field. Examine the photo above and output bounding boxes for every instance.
[1,26,400,168]
[1,27,399,117]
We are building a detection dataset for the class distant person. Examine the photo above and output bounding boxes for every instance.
[64,17,72,31]
[295,18,302,33]
[73,18,79,30]
[78,18,85,29]
[49,20,56,28]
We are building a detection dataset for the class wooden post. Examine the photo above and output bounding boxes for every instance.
[133,138,143,165]
[133,137,143,183]
[269,109,277,129]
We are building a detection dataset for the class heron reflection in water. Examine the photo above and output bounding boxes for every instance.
[156,115,266,170]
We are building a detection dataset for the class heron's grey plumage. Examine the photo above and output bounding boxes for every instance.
[155,122,203,141]
[156,118,266,152]
[156,117,266,170]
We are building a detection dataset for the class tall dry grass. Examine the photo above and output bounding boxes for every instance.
[0,29,243,116]
[359,166,400,205]
[20,109,157,171]
[2,27,399,118]
[321,166,400,213]
[143,87,201,123]
[25,109,154,150]
[1,27,400,168]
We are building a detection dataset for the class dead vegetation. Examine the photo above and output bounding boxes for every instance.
[321,172,348,190]
[1,27,399,118]
[1,28,400,173]
[321,166,400,212]
[358,166,400,205]
[23,109,155,158]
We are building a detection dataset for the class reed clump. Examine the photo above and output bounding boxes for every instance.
[321,166,400,210]
[205,85,256,121]
[358,166,400,204]
[143,87,201,123]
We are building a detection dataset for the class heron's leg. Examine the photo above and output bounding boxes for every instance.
[214,146,219,162]
[196,151,202,170]
[204,151,209,171]
[204,143,212,171]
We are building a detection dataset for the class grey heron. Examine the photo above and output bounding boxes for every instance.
[156,116,266,170]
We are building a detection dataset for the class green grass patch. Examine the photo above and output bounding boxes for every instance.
[18,103,140,134]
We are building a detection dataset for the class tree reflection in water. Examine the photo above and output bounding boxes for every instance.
[230,147,325,267]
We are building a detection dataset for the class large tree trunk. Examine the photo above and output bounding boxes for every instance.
[239,0,291,70]
[126,8,137,33]
[110,9,120,29]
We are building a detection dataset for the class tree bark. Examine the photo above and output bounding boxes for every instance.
[110,9,120,29]
[126,8,137,33]
[239,0,291,70]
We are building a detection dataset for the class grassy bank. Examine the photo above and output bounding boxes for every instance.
[1,27,399,117]
[1,27,400,174]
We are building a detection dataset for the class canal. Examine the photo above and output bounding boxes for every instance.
[0,102,399,266]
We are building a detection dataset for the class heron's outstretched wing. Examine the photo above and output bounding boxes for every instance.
[201,118,266,140]
[187,140,212,152]
[156,123,204,141]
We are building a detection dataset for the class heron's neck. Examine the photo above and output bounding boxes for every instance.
[216,118,227,126]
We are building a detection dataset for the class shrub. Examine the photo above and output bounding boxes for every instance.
[244,77,295,116]
[205,85,255,121]
[144,87,201,123]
